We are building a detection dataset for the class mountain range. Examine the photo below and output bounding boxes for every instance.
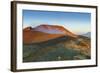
[23,24,91,62]
[82,32,91,38]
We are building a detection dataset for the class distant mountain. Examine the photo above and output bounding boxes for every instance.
[23,24,78,44]
[82,32,91,38]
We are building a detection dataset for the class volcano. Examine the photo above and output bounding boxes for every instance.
[23,24,91,62]
[23,24,78,44]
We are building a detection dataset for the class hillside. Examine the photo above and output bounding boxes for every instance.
[23,35,90,62]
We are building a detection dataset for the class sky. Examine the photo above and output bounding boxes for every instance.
[23,10,91,34]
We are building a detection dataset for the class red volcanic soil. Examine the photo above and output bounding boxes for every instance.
[23,24,78,44]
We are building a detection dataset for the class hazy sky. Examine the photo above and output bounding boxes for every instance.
[23,10,91,34]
